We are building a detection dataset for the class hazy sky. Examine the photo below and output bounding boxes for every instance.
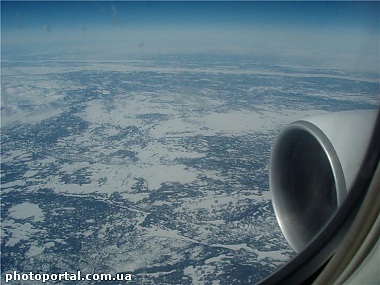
[1,1,379,72]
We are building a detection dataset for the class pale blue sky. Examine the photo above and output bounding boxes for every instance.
[2,1,379,72]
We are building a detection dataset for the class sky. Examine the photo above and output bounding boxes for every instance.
[1,1,380,72]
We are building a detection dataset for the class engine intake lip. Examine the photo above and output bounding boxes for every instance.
[270,120,346,253]
[260,110,379,285]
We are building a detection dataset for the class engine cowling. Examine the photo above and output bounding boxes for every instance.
[270,110,378,253]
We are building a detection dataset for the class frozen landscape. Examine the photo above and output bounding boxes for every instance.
[1,2,379,284]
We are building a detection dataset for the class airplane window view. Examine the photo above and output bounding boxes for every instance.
[1,2,379,284]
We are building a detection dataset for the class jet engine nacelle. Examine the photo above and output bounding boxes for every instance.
[270,110,378,253]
